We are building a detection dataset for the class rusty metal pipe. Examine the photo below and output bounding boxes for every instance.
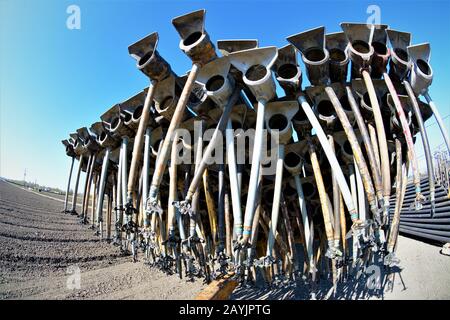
[297,95,358,222]
[341,23,391,218]
[148,64,200,212]
[330,136,341,252]
[147,10,217,214]
[325,86,379,220]
[126,83,157,204]
[307,139,341,260]
[362,71,391,214]
[355,157,366,221]
[287,28,358,222]
[346,86,383,205]
[383,76,424,211]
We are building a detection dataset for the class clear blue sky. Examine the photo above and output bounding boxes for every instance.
[1,0,449,190]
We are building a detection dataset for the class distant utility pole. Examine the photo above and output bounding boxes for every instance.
[23,169,27,187]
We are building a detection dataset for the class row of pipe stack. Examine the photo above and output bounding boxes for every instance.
[61,9,450,293]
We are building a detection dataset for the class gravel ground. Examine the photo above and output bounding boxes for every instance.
[0,180,205,300]
[1,179,448,300]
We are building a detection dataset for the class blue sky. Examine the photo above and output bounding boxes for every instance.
[1,0,449,189]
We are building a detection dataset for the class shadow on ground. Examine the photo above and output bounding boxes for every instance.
[231,253,407,300]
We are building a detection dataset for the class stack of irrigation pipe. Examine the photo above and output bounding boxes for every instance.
[60,12,449,296]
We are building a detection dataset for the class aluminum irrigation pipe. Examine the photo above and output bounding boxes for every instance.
[166,130,181,259]
[81,152,96,224]
[174,56,240,212]
[59,16,450,285]
[126,32,171,217]
[345,86,383,206]
[70,154,84,215]
[264,101,298,263]
[370,27,426,211]
[61,139,76,213]
[406,41,449,203]
[325,85,380,221]
[115,145,123,244]
[341,23,392,219]
[147,9,217,215]
[64,156,75,212]
[286,29,359,224]
[228,46,278,247]
[141,127,151,225]
[96,147,111,238]
[77,127,101,222]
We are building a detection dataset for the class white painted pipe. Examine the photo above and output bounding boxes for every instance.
[242,99,267,243]
[226,119,242,238]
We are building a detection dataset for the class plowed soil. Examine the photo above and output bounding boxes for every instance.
[0,180,205,299]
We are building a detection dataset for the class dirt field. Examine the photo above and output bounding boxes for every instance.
[1,179,449,300]
[0,180,205,299]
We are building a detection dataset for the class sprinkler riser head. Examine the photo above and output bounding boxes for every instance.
[128,32,172,81]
